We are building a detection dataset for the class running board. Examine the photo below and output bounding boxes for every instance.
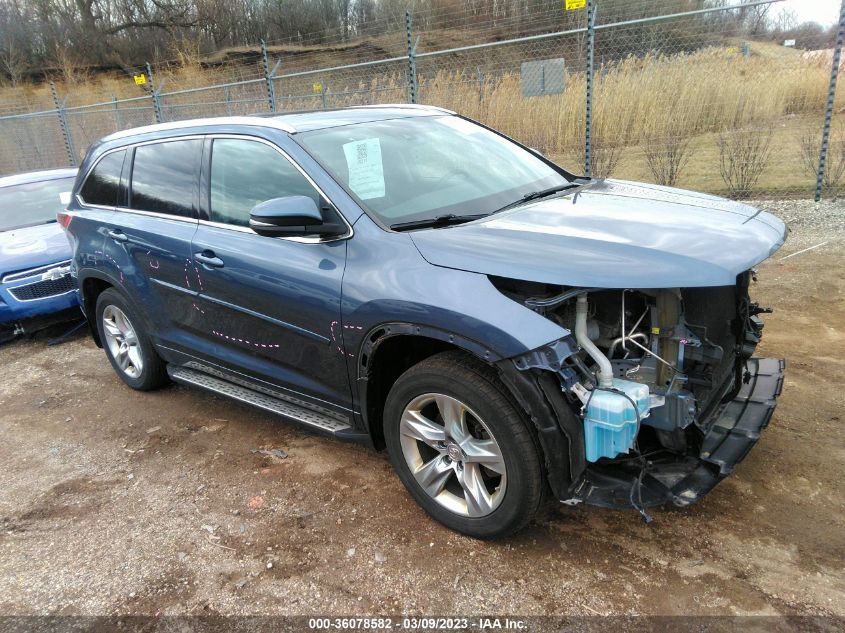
[168,365,353,434]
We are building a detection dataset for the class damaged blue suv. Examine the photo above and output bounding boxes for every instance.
[63,106,786,538]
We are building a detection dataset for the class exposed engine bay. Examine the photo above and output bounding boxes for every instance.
[493,272,784,518]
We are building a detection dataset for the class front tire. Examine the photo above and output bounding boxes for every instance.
[95,288,168,391]
[383,351,544,538]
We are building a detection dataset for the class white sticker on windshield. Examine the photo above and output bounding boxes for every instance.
[343,138,385,200]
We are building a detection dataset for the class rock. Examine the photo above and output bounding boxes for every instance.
[374,551,386,563]
[146,426,161,434]
[347,548,356,557]
[251,448,288,460]
[266,561,273,569]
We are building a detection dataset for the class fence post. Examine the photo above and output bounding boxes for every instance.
[406,11,418,104]
[50,81,76,167]
[815,0,845,202]
[262,40,282,113]
[584,0,596,178]
[146,62,163,123]
[321,82,328,110]
[111,95,122,130]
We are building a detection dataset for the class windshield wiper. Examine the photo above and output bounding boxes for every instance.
[491,178,593,215]
[390,213,488,231]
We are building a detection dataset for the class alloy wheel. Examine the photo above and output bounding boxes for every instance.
[102,305,143,379]
[398,393,507,517]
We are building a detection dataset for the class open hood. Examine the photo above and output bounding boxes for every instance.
[409,179,787,288]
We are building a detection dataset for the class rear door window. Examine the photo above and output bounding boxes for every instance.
[79,150,125,207]
[129,140,200,217]
[209,138,320,227]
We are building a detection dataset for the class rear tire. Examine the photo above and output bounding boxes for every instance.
[95,288,168,391]
[383,351,544,539]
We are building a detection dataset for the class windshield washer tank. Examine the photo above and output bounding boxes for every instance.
[584,378,650,462]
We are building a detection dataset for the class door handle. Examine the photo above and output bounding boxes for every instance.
[194,251,224,268]
[107,229,128,243]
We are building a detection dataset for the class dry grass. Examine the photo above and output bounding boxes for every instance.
[0,40,840,196]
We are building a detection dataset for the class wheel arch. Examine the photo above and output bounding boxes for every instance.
[78,269,152,349]
[78,270,120,347]
[356,323,504,450]
[357,322,585,500]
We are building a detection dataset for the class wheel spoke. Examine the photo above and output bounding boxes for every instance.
[400,409,446,447]
[456,463,494,517]
[123,329,138,345]
[116,348,130,370]
[413,455,453,497]
[435,395,466,442]
[460,437,506,475]
[103,319,121,338]
[114,311,130,335]
[127,345,143,373]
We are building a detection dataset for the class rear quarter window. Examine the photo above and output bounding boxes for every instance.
[79,150,126,207]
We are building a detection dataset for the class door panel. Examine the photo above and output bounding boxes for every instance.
[187,135,352,410]
[101,139,201,350]
[102,212,198,345]
[189,227,350,407]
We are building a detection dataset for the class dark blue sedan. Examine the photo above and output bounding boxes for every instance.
[62,107,786,537]
[0,168,79,336]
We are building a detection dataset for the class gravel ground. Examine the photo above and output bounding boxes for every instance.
[0,199,842,618]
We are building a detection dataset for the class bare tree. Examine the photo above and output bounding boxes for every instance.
[800,128,845,196]
[717,126,773,199]
[0,40,27,85]
[644,132,692,187]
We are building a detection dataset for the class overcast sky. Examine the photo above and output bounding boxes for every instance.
[776,0,840,26]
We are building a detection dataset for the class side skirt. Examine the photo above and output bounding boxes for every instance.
[168,362,368,440]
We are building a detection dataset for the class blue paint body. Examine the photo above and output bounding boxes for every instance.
[0,169,79,324]
[64,108,786,478]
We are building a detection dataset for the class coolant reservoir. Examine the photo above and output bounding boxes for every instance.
[584,378,650,462]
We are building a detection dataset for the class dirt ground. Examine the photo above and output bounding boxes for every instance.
[0,201,843,619]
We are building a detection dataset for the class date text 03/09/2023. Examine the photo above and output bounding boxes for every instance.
[307,617,528,630]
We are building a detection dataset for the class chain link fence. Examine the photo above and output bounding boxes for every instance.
[1,0,842,205]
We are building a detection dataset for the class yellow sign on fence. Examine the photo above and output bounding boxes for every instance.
[313,83,323,93]
[133,74,147,86]
[565,0,586,10]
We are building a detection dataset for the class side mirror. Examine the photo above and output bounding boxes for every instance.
[248,196,345,238]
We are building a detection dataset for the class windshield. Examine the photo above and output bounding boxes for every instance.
[297,115,571,227]
[0,177,76,232]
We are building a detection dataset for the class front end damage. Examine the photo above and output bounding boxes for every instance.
[495,271,784,516]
